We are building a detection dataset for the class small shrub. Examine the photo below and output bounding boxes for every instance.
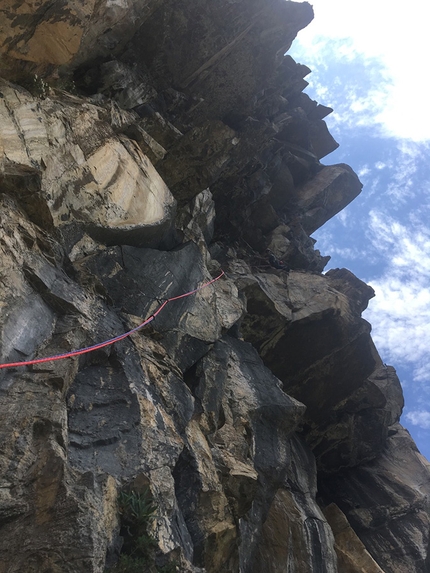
[112,554,149,573]
[52,77,78,94]
[110,489,178,572]
[110,489,159,573]
[157,561,179,573]
[118,490,157,528]
[18,73,78,99]
[18,74,51,98]
[134,534,158,555]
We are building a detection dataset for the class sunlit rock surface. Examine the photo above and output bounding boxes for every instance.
[0,81,177,249]
[0,0,429,572]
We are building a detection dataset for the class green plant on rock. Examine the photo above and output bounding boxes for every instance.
[18,74,51,98]
[111,488,167,573]
[18,73,78,98]
[112,554,150,573]
[113,554,179,573]
[118,489,157,529]
[51,76,78,94]
[157,561,179,573]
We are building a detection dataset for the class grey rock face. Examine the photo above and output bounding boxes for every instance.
[320,426,430,573]
[0,80,177,251]
[234,267,405,473]
[0,0,429,572]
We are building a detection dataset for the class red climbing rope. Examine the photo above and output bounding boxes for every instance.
[0,270,225,370]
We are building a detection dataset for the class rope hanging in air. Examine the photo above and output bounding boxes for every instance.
[0,270,225,370]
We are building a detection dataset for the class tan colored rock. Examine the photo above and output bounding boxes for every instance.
[0,198,124,572]
[186,337,315,569]
[0,81,176,248]
[0,0,163,78]
[320,426,430,573]
[215,450,258,519]
[0,86,48,172]
[267,224,292,259]
[323,503,385,573]
[175,420,239,573]
[252,488,337,573]
[85,136,171,226]
[0,0,95,68]
[177,188,216,245]
[124,123,167,164]
[1,0,429,570]
[326,268,375,314]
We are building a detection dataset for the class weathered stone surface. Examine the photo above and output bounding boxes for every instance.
[249,433,338,573]
[320,426,430,573]
[0,0,429,571]
[0,0,163,78]
[253,487,337,573]
[132,0,314,121]
[323,504,385,573]
[157,120,237,204]
[0,0,97,70]
[309,119,340,159]
[325,268,375,313]
[186,337,319,571]
[235,267,404,472]
[0,199,124,572]
[85,60,157,110]
[0,80,177,249]
[79,242,243,371]
[291,164,363,234]
[177,189,217,246]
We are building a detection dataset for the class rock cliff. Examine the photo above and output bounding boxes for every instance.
[1,1,429,572]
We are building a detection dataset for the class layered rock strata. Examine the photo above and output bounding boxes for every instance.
[0,1,429,572]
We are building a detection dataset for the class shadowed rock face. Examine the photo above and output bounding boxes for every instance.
[0,1,429,572]
[237,268,404,474]
[319,426,430,573]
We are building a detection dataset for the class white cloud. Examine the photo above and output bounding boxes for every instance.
[290,44,392,136]
[291,2,430,453]
[364,211,430,385]
[337,210,348,226]
[357,165,370,178]
[291,0,430,141]
[383,141,429,203]
[375,162,386,170]
[404,410,430,430]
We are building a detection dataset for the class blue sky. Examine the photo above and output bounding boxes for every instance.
[289,0,430,459]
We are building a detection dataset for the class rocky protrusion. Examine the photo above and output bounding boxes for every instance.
[320,426,430,573]
[0,0,164,78]
[0,81,177,250]
[291,164,363,234]
[1,0,429,570]
[235,267,404,472]
[323,503,385,573]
